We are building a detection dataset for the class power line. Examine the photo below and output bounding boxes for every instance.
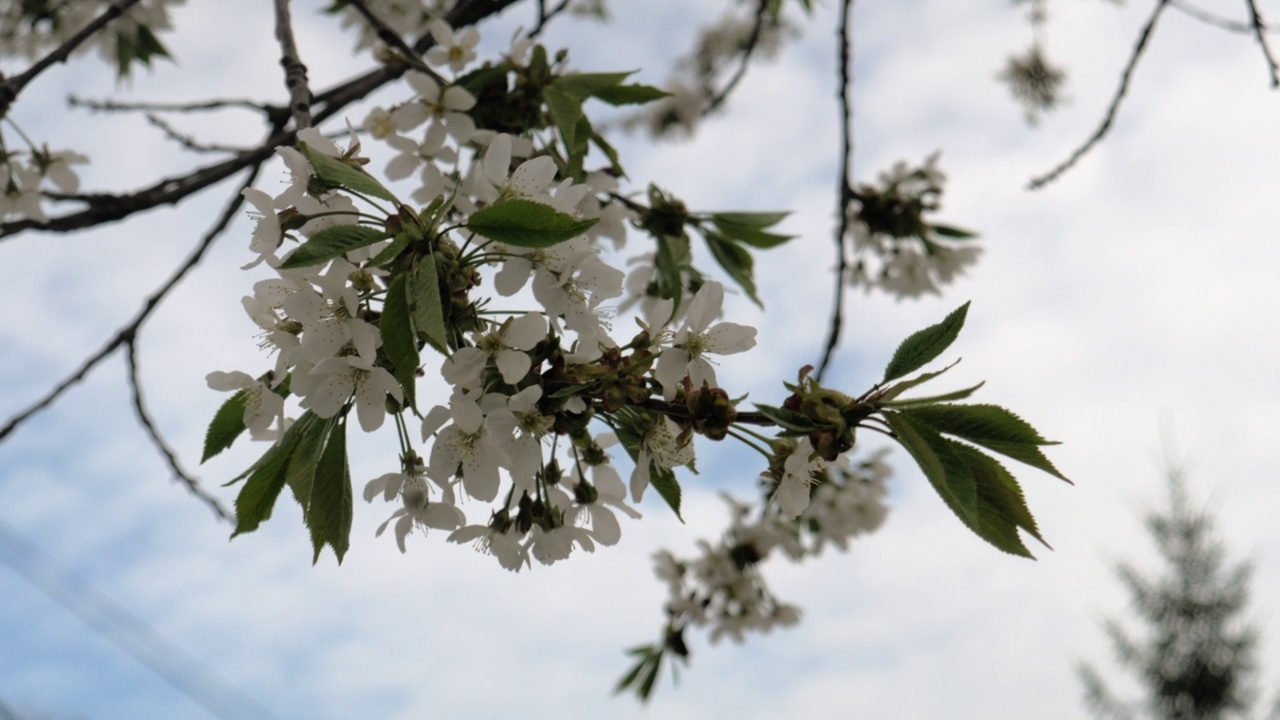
[0,516,281,720]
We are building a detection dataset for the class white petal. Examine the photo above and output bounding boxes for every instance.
[504,312,547,350]
[587,505,621,546]
[483,133,512,186]
[685,281,724,333]
[421,405,452,440]
[653,349,689,401]
[703,322,758,355]
[206,370,253,392]
[494,349,532,384]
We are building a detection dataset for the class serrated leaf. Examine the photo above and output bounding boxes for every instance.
[710,211,789,228]
[369,230,412,267]
[589,128,626,177]
[883,410,977,527]
[649,466,683,522]
[754,403,823,433]
[950,442,1046,556]
[711,217,794,249]
[544,85,585,153]
[593,83,671,106]
[300,142,398,203]
[880,381,985,408]
[876,359,962,403]
[230,413,317,536]
[930,223,979,239]
[284,414,335,509]
[882,302,970,383]
[202,390,249,463]
[703,232,761,307]
[381,272,419,407]
[279,224,388,269]
[307,418,353,564]
[466,199,598,248]
[411,254,448,354]
[901,403,1070,483]
[551,71,633,98]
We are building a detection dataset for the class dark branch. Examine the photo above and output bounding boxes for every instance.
[339,0,429,73]
[1027,0,1170,190]
[1245,0,1280,87]
[145,114,247,154]
[0,0,144,117]
[68,95,281,118]
[126,337,232,522]
[273,0,313,129]
[0,166,263,487]
[816,0,856,383]
[703,0,771,116]
[530,0,572,38]
[1168,0,1279,34]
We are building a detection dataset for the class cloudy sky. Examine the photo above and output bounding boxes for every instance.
[2,0,1280,718]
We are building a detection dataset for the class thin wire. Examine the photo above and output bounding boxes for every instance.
[0,516,280,720]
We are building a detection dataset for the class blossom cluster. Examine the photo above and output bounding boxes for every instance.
[0,0,181,66]
[846,153,982,299]
[0,141,88,220]
[652,450,891,647]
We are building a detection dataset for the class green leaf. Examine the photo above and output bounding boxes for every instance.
[279,224,388,269]
[411,254,448,354]
[882,301,970,383]
[593,83,671,106]
[879,381,985,408]
[703,232,761,307]
[901,404,1070,483]
[369,230,412,267]
[589,128,626,177]
[950,442,1046,556]
[230,412,318,537]
[381,272,419,407]
[710,213,794,249]
[202,390,249,463]
[284,413,336,510]
[883,410,977,524]
[466,199,598,248]
[753,403,824,433]
[876,359,961,403]
[544,85,585,153]
[307,418,353,564]
[930,223,979,239]
[551,71,633,99]
[649,466,684,522]
[299,142,398,203]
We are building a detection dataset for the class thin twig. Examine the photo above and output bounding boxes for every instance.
[0,166,263,511]
[815,0,856,383]
[342,0,429,71]
[68,95,281,118]
[703,0,771,116]
[126,337,232,522]
[273,0,313,130]
[1027,0,1170,190]
[1244,0,1280,86]
[529,0,572,38]
[0,0,523,243]
[1168,0,1279,34]
[145,114,246,155]
[0,0,144,116]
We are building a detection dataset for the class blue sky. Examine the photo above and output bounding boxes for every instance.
[3,0,1280,718]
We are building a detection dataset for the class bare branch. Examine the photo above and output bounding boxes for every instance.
[0,166,263,476]
[273,0,313,130]
[0,0,524,244]
[1168,0,1279,34]
[1028,0,1170,191]
[530,0,573,38]
[703,0,771,116]
[341,0,435,75]
[815,0,856,383]
[0,0,145,116]
[1245,0,1280,87]
[125,337,232,522]
[145,114,248,155]
[68,94,282,119]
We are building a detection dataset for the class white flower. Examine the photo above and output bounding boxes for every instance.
[629,416,695,502]
[426,393,512,502]
[425,20,480,73]
[34,148,89,193]
[392,72,476,141]
[441,312,547,388]
[654,281,756,401]
[772,438,826,518]
[448,523,529,571]
[205,370,285,440]
[301,355,402,431]
[479,133,558,203]
[241,188,281,259]
[367,472,464,553]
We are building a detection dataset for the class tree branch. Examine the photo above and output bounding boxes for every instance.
[126,337,232,522]
[703,0,771,116]
[0,0,145,117]
[1028,0,1170,191]
[1244,0,1280,86]
[145,114,248,155]
[815,0,856,383]
[273,0,313,130]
